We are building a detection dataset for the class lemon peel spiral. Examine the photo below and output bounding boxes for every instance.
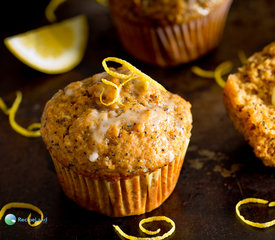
[192,61,233,88]
[237,50,247,65]
[113,216,175,240]
[100,77,136,106]
[99,57,166,106]
[0,202,44,227]
[45,0,67,23]
[214,61,233,88]
[102,57,166,91]
[0,91,41,137]
[27,122,42,131]
[0,97,10,115]
[95,0,108,6]
[236,198,275,228]
[100,79,121,106]
[191,66,215,78]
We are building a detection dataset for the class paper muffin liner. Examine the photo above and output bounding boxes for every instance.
[52,139,189,217]
[110,0,232,66]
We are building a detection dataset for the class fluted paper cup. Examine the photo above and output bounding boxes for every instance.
[52,138,190,217]
[109,0,232,67]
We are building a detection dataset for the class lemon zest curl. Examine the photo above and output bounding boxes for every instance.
[214,61,233,88]
[113,216,175,240]
[95,0,108,6]
[100,57,166,106]
[102,57,166,91]
[236,198,275,228]
[192,61,233,88]
[0,202,44,227]
[100,77,137,106]
[237,50,247,65]
[100,79,121,106]
[191,66,215,78]
[45,0,67,23]
[0,97,10,115]
[28,122,42,131]
[0,91,41,137]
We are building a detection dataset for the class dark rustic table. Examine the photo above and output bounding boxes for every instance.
[0,0,275,239]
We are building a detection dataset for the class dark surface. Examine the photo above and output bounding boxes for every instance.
[0,0,275,239]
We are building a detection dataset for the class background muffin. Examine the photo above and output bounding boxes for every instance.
[108,0,232,66]
[41,58,192,216]
[224,42,275,167]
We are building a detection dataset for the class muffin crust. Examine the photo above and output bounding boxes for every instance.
[41,68,192,179]
[109,0,226,25]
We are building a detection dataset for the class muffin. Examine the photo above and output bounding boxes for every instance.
[41,57,192,216]
[108,0,232,67]
[224,42,275,167]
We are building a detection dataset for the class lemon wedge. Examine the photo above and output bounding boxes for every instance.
[4,15,88,74]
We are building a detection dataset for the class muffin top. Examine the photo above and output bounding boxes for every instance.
[109,0,227,25]
[41,58,192,179]
[223,42,275,167]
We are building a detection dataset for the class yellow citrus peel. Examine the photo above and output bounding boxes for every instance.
[102,57,166,91]
[237,50,247,65]
[0,202,44,227]
[45,0,67,23]
[214,61,233,88]
[28,122,42,131]
[100,57,166,106]
[191,66,215,78]
[100,77,136,106]
[95,0,108,6]
[0,97,10,115]
[0,91,41,137]
[236,198,275,228]
[192,61,233,88]
[113,216,175,240]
